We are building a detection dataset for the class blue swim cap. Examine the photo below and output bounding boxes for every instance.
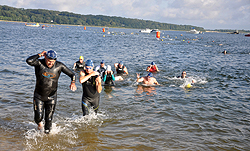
[119,61,123,65]
[101,60,105,64]
[147,73,153,77]
[46,50,57,60]
[151,62,155,65]
[85,60,94,67]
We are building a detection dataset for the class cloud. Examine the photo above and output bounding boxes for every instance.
[1,0,250,29]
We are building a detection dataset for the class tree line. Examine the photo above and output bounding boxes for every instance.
[0,5,207,31]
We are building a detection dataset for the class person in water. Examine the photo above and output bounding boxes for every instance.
[222,50,227,54]
[26,50,77,134]
[79,60,102,116]
[114,61,128,75]
[177,71,195,84]
[103,65,115,86]
[95,60,107,79]
[177,71,187,78]
[146,62,159,72]
[136,73,160,85]
[73,56,85,70]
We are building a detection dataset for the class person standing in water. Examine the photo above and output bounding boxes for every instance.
[114,61,128,75]
[103,65,115,86]
[79,60,102,116]
[26,50,77,134]
[73,56,85,71]
[146,62,159,72]
[136,73,160,85]
[95,60,107,79]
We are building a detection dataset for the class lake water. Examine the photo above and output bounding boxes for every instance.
[0,21,250,150]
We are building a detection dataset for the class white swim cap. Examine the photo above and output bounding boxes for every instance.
[107,65,111,71]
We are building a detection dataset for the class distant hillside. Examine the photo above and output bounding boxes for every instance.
[0,5,205,31]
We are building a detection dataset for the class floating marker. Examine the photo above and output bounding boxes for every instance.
[156,31,160,38]
[84,26,86,30]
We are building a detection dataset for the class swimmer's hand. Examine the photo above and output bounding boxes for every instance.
[70,82,77,91]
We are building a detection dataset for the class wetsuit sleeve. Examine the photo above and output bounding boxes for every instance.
[61,63,76,81]
[103,75,107,82]
[26,54,40,66]
[111,74,115,81]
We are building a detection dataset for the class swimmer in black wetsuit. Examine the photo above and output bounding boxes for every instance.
[79,60,102,116]
[114,61,128,75]
[73,56,85,71]
[103,65,115,86]
[95,60,107,79]
[26,50,77,134]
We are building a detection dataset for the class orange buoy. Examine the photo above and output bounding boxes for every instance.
[156,31,160,38]
[102,28,105,32]
[84,26,86,30]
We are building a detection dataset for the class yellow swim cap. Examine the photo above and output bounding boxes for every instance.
[79,56,84,60]
[186,83,192,88]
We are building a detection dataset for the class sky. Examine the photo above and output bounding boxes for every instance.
[1,0,250,30]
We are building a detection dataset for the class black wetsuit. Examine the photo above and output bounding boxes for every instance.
[96,66,106,79]
[104,72,115,86]
[116,65,125,75]
[26,54,75,133]
[81,70,100,116]
[75,61,85,70]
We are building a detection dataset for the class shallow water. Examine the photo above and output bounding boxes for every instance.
[0,21,250,150]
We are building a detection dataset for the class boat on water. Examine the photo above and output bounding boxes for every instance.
[228,30,239,34]
[245,33,250,37]
[25,23,40,27]
[139,28,152,33]
[151,29,159,33]
[186,28,200,34]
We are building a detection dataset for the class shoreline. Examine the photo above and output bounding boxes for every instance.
[1,20,249,33]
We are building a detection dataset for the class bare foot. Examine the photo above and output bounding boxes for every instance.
[38,122,43,130]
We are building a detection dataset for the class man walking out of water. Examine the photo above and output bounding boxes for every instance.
[79,60,102,116]
[136,73,160,85]
[26,50,77,134]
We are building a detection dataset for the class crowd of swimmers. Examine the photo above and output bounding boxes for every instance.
[26,50,195,134]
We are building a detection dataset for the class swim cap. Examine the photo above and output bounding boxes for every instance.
[151,62,155,65]
[147,73,153,77]
[119,61,123,65]
[85,60,94,67]
[79,56,84,60]
[46,50,57,60]
[107,65,111,71]
[101,60,105,64]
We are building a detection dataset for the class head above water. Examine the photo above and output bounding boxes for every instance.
[46,50,57,60]
[85,59,94,67]
[119,61,123,65]
[151,62,155,65]
[101,60,105,64]
[147,73,153,77]
[79,56,84,60]
[107,65,111,71]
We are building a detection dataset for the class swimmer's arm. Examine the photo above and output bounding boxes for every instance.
[114,63,118,68]
[155,65,160,71]
[79,71,99,83]
[136,73,143,82]
[103,74,107,82]
[146,66,150,71]
[124,67,129,74]
[96,76,102,93]
[26,51,46,66]
[73,63,76,69]
[111,74,115,81]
